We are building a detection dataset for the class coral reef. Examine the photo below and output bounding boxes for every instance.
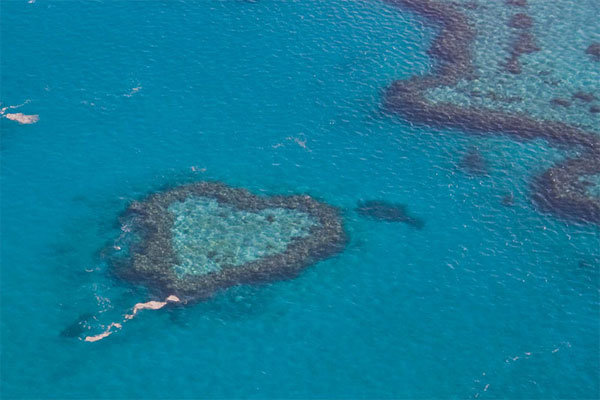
[356,200,425,229]
[384,0,600,224]
[111,182,346,301]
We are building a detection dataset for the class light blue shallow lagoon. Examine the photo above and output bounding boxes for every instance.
[1,0,598,398]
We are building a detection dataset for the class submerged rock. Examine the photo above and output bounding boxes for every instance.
[511,31,540,55]
[501,192,515,206]
[110,182,346,301]
[585,42,600,60]
[572,91,597,103]
[508,13,533,30]
[504,31,539,74]
[356,200,425,229]
[505,55,522,74]
[60,313,94,338]
[459,147,489,176]
[550,98,571,108]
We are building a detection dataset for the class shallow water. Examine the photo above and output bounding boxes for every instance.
[169,197,315,276]
[426,0,600,131]
[1,0,598,398]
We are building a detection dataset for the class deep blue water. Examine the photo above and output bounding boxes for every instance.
[1,0,598,398]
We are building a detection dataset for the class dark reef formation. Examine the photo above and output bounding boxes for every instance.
[384,0,600,224]
[586,42,600,61]
[60,313,94,338]
[508,13,533,29]
[501,192,515,207]
[110,182,346,301]
[356,200,425,229]
[572,91,597,103]
[506,0,527,7]
[532,156,600,223]
[550,98,571,108]
[504,8,539,75]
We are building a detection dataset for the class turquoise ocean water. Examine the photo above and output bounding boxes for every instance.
[1,1,598,398]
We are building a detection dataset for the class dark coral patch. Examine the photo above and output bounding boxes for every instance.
[511,32,540,55]
[508,13,533,29]
[532,155,600,224]
[550,98,571,108]
[572,91,597,103]
[111,182,346,301]
[501,192,515,207]
[459,1,479,10]
[504,31,539,74]
[585,42,600,60]
[505,55,522,74]
[356,200,425,229]
[60,313,94,338]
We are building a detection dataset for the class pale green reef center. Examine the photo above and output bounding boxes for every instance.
[169,197,316,277]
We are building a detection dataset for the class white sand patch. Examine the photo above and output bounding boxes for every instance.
[4,113,39,124]
[1,100,39,124]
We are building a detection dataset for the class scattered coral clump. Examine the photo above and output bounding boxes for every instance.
[356,200,425,229]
